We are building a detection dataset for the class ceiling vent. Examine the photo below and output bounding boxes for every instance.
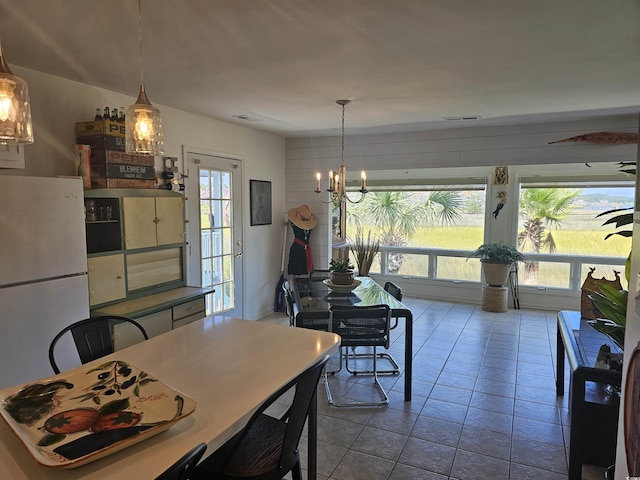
[443,115,481,121]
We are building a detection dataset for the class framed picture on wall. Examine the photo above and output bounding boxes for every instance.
[250,180,272,226]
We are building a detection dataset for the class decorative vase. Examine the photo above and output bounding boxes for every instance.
[331,270,354,285]
[481,262,511,286]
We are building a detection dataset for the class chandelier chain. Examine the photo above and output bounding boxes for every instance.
[341,101,345,166]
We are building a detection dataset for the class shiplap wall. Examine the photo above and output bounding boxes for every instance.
[285,114,638,308]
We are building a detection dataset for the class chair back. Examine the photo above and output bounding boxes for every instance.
[329,304,391,348]
[199,355,330,476]
[49,316,149,374]
[295,310,330,331]
[384,281,403,301]
[279,355,330,467]
[309,269,331,281]
[156,443,206,480]
[282,281,295,326]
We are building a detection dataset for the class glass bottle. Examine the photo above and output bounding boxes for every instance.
[94,108,102,121]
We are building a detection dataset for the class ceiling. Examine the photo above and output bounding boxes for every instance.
[1,0,639,138]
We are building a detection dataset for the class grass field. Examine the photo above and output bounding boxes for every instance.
[351,222,630,287]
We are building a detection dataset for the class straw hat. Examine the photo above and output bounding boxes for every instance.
[288,204,317,229]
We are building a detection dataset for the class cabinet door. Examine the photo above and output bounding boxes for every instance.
[123,197,157,250]
[87,254,126,306]
[156,197,184,246]
[112,309,172,351]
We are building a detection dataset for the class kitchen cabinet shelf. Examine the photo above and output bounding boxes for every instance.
[86,220,119,225]
[84,188,188,309]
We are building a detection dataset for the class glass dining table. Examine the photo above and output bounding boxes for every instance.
[290,275,414,401]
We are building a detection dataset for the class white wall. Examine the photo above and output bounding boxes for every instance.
[285,115,637,306]
[615,113,640,480]
[1,67,286,320]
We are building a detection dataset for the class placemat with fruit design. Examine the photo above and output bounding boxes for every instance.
[0,360,196,468]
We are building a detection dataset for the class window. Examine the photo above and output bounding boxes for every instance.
[345,179,487,281]
[517,179,633,290]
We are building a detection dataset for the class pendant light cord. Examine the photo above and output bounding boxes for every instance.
[138,0,144,86]
[340,102,345,167]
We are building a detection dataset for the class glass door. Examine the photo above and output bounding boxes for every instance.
[186,151,243,317]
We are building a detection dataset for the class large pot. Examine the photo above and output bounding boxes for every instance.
[331,270,355,285]
[481,261,511,286]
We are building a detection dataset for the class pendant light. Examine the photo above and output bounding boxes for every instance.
[125,0,164,155]
[0,37,33,144]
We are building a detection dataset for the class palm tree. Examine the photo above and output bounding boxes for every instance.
[517,187,579,280]
[349,191,462,273]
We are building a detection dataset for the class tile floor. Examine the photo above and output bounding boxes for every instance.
[261,296,612,480]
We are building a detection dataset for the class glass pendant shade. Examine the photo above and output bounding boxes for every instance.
[0,45,33,144]
[125,84,164,155]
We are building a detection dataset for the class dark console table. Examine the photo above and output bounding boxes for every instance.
[556,310,622,480]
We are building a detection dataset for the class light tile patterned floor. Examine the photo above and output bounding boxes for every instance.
[261,297,611,480]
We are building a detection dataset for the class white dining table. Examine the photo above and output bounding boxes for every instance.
[0,316,340,479]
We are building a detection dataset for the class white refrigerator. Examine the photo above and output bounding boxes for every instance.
[0,175,90,389]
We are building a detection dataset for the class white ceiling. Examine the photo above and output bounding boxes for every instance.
[1,0,639,138]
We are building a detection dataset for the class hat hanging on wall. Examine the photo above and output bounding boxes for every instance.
[288,204,317,230]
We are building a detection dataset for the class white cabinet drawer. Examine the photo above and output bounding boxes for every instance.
[173,298,205,321]
[173,312,204,329]
[112,310,172,351]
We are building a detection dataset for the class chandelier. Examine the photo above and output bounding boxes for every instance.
[125,0,164,155]
[315,100,367,204]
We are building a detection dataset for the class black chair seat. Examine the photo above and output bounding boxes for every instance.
[195,416,287,478]
[191,355,329,480]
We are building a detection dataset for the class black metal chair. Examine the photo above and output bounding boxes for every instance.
[156,443,207,480]
[282,281,296,326]
[48,315,149,374]
[191,355,330,480]
[346,282,403,376]
[325,304,391,407]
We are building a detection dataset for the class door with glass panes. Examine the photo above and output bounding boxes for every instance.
[186,151,243,318]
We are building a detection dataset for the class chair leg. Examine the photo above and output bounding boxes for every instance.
[325,347,345,375]
[324,346,389,408]
[345,347,400,375]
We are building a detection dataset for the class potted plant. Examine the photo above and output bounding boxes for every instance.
[470,242,524,286]
[587,279,627,352]
[329,258,354,285]
[349,228,379,276]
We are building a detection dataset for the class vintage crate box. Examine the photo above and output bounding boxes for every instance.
[90,163,156,181]
[77,135,125,152]
[91,177,156,189]
[90,149,154,166]
[76,120,125,138]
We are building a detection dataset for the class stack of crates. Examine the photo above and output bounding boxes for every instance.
[76,120,156,189]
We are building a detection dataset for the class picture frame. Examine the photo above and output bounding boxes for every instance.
[493,166,508,186]
[250,180,272,226]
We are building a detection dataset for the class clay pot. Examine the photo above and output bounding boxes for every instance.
[331,270,354,285]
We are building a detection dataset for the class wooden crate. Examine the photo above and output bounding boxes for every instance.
[91,177,156,189]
